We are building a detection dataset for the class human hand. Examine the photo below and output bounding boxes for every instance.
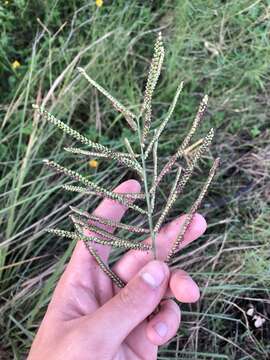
[28,179,207,360]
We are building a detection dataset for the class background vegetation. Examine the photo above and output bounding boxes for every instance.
[0,0,269,359]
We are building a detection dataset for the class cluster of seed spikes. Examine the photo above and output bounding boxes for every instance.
[33,33,219,289]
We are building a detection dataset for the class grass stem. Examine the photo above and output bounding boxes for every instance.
[136,118,157,259]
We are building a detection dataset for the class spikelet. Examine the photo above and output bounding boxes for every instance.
[63,185,145,205]
[150,137,158,212]
[166,158,220,262]
[48,223,149,252]
[142,33,165,112]
[153,129,214,233]
[142,106,152,146]
[78,67,137,131]
[162,166,182,216]
[82,231,149,251]
[180,95,208,149]
[64,147,136,158]
[170,166,182,195]
[63,185,136,207]
[83,242,125,288]
[69,222,126,288]
[70,206,149,234]
[76,226,146,251]
[142,32,165,144]
[120,193,146,201]
[44,159,147,214]
[70,221,125,288]
[71,216,151,251]
[64,146,143,177]
[32,105,125,159]
[47,228,77,240]
[63,184,98,196]
[151,95,208,189]
[145,81,184,159]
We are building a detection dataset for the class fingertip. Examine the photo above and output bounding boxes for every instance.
[140,260,170,289]
[170,270,200,303]
[146,300,181,346]
[192,213,207,236]
[115,179,141,194]
[187,280,200,303]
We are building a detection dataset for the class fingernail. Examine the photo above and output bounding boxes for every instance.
[140,261,166,289]
[154,322,168,338]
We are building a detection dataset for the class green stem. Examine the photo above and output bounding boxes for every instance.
[136,118,157,259]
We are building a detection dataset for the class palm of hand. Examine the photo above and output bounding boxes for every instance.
[28,180,206,360]
[70,255,158,360]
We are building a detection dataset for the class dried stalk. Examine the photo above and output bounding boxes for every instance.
[124,137,138,160]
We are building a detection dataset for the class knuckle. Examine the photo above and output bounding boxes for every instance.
[118,286,137,308]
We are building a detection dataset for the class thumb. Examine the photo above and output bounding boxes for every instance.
[83,261,169,351]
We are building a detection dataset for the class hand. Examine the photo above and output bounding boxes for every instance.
[28,180,206,360]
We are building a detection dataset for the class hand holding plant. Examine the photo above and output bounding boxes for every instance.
[28,33,218,359]
[28,180,206,360]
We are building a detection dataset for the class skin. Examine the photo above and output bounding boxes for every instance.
[28,179,207,360]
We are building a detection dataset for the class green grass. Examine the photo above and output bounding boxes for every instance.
[0,0,269,358]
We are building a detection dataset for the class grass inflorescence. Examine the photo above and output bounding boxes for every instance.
[34,33,219,288]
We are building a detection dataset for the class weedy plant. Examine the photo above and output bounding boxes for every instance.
[32,33,219,289]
